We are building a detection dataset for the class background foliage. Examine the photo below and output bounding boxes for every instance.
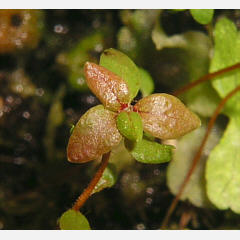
[1,9,240,230]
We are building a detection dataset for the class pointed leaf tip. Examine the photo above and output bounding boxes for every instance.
[84,62,131,112]
[134,93,201,139]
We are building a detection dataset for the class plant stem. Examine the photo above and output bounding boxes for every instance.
[72,151,111,211]
[173,62,240,96]
[161,85,240,229]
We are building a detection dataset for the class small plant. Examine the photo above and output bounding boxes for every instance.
[59,48,201,229]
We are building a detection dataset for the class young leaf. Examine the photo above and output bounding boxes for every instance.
[139,68,154,97]
[99,48,140,101]
[84,62,131,112]
[116,111,143,142]
[210,17,240,115]
[190,9,214,25]
[67,105,122,163]
[59,209,91,230]
[92,163,117,194]
[134,93,201,139]
[125,138,174,164]
[206,117,240,213]
[167,119,220,208]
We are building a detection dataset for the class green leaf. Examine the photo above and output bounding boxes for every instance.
[167,119,220,208]
[59,209,91,230]
[210,17,240,116]
[190,9,214,25]
[206,117,240,213]
[179,32,220,117]
[92,163,117,194]
[206,17,240,214]
[116,111,143,142]
[67,105,122,163]
[134,93,201,139]
[139,68,154,97]
[125,138,174,164]
[99,48,140,101]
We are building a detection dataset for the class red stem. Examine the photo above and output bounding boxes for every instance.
[173,62,240,96]
[72,152,111,211]
[161,85,240,229]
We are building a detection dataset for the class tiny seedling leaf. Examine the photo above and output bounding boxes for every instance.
[116,111,143,142]
[134,93,201,139]
[190,9,214,25]
[59,209,91,230]
[84,62,131,112]
[67,105,122,163]
[92,163,117,194]
[99,48,140,101]
[125,138,174,164]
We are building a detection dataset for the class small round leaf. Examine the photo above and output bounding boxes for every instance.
[92,163,117,194]
[125,138,174,164]
[116,111,143,142]
[59,209,91,230]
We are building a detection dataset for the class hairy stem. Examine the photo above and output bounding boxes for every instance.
[173,62,240,96]
[161,85,240,229]
[72,151,111,211]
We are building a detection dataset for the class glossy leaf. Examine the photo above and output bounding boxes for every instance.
[125,138,174,164]
[206,117,240,213]
[190,9,214,25]
[92,163,117,194]
[167,119,220,208]
[99,48,140,101]
[134,93,201,139]
[84,62,131,112]
[67,105,122,163]
[59,209,91,230]
[210,17,240,115]
[139,68,154,97]
[116,111,143,142]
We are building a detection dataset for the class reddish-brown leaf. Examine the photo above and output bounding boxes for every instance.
[67,105,122,163]
[84,62,131,112]
[134,93,201,139]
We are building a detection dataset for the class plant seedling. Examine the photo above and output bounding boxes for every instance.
[59,48,201,230]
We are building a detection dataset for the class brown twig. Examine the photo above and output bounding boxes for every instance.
[173,62,240,96]
[72,151,111,211]
[161,85,240,229]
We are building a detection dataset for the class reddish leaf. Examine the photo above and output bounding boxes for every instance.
[84,62,131,112]
[134,93,201,139]
[67,105,122,163]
